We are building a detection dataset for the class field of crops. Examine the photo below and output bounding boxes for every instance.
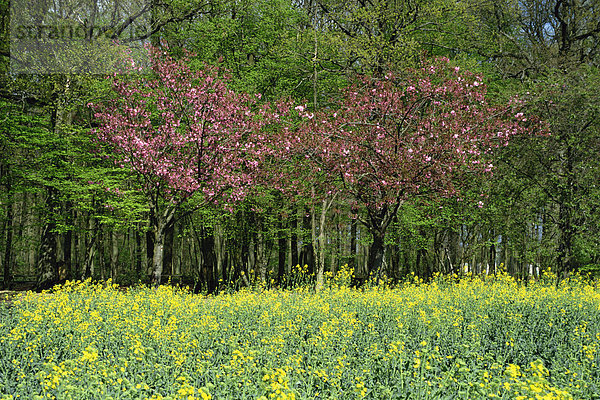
[1,268,600,399]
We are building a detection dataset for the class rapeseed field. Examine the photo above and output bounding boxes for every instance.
[1,267,599,399]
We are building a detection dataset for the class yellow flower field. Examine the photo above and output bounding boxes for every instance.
[1,268,599,399]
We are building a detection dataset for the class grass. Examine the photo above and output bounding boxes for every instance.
[0,267,599,399]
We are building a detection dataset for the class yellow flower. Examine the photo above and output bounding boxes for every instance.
[506,364,521,378]
[81,346,99,362]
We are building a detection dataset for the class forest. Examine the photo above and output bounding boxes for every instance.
[1,0,600,292]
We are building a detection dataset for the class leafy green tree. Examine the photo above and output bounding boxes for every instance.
[463,0,600,278]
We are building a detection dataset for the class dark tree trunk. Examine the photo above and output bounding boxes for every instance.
[241,232,250,276]
[2,165,13,289]
[200,226,217,294]
[290,210,298,268]
[214,223,225,287]
[36,187,59,290]
[557,201,574,281]
[449,228,460,275]
[390,244,401,283]
[350,218,357,270]
[300,207,314,271]
[557,143,576,281]
[163,223,174,278]
[489,241,496,276]
[277,219,286,285]
[416,247,423,278]
[135,227,142,279]
[364,204,396,277]
[62,201,73,280]
[146,230,154,281]
[367,230,385,279]
[37,222,58,290]
[110,230,119,281]
[416,249,431,280]
[2,204,13,290]
[97,223,105,280]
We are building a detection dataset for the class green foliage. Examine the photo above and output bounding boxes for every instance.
[314,0,470,74]
[164,0,319,100]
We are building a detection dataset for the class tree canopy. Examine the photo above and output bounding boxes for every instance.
[1,0,598,290]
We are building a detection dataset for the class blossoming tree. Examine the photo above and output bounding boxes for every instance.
[283,58,539,283]
[92,48,278,285]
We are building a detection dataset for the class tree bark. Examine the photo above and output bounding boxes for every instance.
[163,223,174,279]
[2,164,13,289]
[300,207,314,270]
[364,204,397,277]
[146,230,154,281]
[36,186,59,290]
[350,218,357,270]
[214,223,225,286]
[290,209,299,268]
[111,230,119,281]
[315,196,335,292]
[150,205,176,287]
[62,201,73,280]
[200,226,217,294]
[135,227,142,279]
[277,219,286,286]
[151,220,167,286]
[367,230,385,281]
[82,215,98,279]
[557,142,576,281]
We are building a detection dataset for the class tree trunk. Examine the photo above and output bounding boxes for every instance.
[330,222,338,276]
[367,230,385,280]
[36,187,59,290]
[163,223,174,279]
[315,197,334,292]
[350,218,357,270]
[151,219,167,286]
[74,210,83,279]
[2,167,13,289]
[290,210,299,268]
[449,228,460,275]
[489,240,497,276]
[149,202,177,286]
[277,219,286,286]
[82,215,98,279]
[200,226,217,294]
[557,142,576,281]
[363,204,397,280]
[62,201,73,280]
[422,247,432,280]
[175,233,183,278]
[111,230,119,281]
[557,200,574,281]
[300,207,314,270]
[241,217,251,278]
[214,223,225,286]
[257,229,268,284]
[135,227,142,279]
[310,193,317,277]
[98,224,106,280]
[146,230,154,280]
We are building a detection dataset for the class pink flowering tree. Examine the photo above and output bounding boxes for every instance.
[92,47,278,285]
[282,57,539,282]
